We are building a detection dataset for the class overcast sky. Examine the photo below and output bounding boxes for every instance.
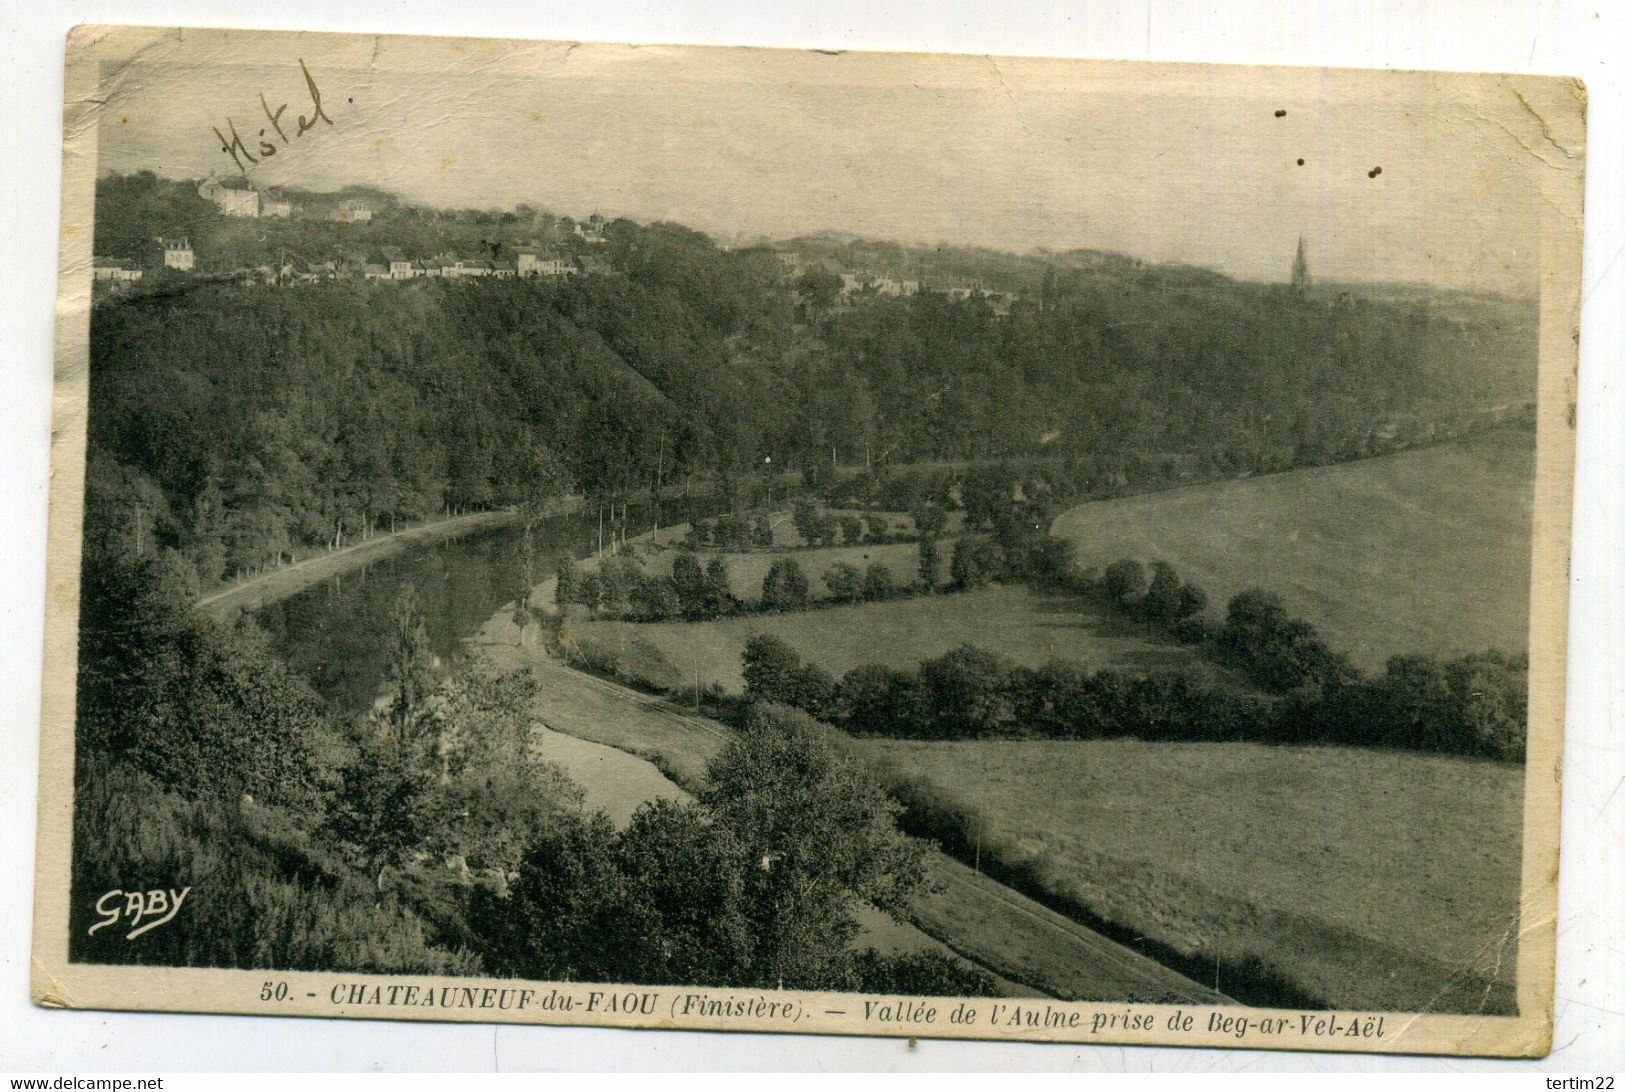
[88,33,1574,294]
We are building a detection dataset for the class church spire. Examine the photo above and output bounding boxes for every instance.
[1291,235,1311,292]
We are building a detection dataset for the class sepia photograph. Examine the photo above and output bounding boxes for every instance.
[30,24,1584,1057]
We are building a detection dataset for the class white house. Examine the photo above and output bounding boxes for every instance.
[377,248,416,279]
[515,249,575,278]
[162,238,194,271]
[260,190,295,218]
[198,175,260,218]
[574,213,608,244]
[92,257,143,284]
[329,199,374,224]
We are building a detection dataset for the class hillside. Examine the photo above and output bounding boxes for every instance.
[856,738,1524,1013]
[1051,427,1535,671]
[87,172,1537,595]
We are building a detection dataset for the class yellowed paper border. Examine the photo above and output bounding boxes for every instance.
[32,25,1584,1058]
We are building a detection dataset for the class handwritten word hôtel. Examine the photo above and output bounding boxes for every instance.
[213,59,333,172]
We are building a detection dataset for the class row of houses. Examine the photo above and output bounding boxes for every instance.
[839,272,921,297]
[95,238,597,288]
[834,270,1015,311]
[93,238,193,284]
[198,175,373,222]
[774,250,1015,309]
[350,247,579,281]
[196,175,613,246]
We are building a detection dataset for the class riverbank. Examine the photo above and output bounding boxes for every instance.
[463,521,1224,1004]
[197,508,535,621]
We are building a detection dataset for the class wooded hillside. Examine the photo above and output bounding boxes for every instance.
[87,173,1536,587]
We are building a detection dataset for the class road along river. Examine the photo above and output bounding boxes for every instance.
[224,504,1223,1004]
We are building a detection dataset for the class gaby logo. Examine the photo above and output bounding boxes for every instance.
[89,887,192,940]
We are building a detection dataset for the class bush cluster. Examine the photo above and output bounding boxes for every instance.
[559,553,741,622]
[684,513,774,551]
[743,633,1527,760]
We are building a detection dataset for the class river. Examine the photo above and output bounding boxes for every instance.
[253,500,710,716]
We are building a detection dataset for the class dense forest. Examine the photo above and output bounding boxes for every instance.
[88,172,1535,590]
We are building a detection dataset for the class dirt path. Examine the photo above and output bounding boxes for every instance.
[197,509,530,621]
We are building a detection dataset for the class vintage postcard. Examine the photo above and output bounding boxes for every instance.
[34,25,1583,1057]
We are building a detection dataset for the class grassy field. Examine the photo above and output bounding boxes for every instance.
[1051,428,1535,671]
[570,583,1235,694]
[854,737,1525,1013]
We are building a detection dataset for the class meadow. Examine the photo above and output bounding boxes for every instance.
[854,737,1525,1013]
[568,583,1235,695]
[1050,428,1535,671]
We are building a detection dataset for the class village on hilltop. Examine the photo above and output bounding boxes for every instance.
[93,174,1023,311]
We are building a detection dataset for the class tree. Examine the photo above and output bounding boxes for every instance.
[554,556,580,614]
[823,561,863,603]
[791,497,822,545]
[1144,561,1182,622]
[574,570,603,616]
[760,557,809,612]
[1447,652,1527,760]
[795,267,843,316]
[76,552,330,815]
[787,662,842,720]
[862,562,897,601]
[488,812,636,981]
[948,537,1001,590]
[1171,583,1208,623]
[838,513,865,545]
[611,799,754,984]
[840,664,928,736]
[917,536,941,590]
[704,557,734,616]
[670,551,709,617]
[328,733,445,888]
[850,949,998,997]
[631,574,682,621]
[1220,588,1352,694]
[910,502,948,539]
[595,556,642,616]
[702,706,930,988]
[384,585,435,744]
[742,634,804,705]
[918,644,1017,738]
[1026,535,1077,589]
[512,527,536,643]
[1102,559,1147,608]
